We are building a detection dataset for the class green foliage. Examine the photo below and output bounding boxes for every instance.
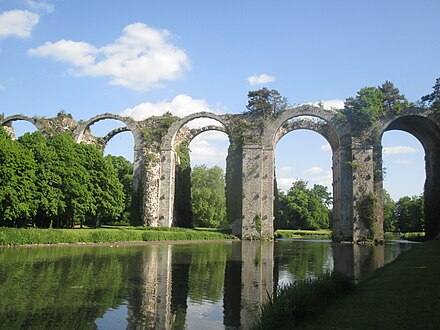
[342,81,409,135]
[421,77,440,110]
[383,190,396,232]
[0,226,236,245]
[105,155,133,224]
[379,80,409,114]
[252,272,355,330]
[0,128,37,226]
[187,243,227,303]
[191,165,227,228]
[274,229,332,239]
[355,192,377,230]
[246,87,289,120]
[394,195,424,232]
[0,129,126,228]
[0,245,126,329]
[276,180,332,230]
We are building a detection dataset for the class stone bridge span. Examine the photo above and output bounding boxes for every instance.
[2,105,440,241]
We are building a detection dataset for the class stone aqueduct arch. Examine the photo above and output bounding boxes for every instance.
[2,106,440,241]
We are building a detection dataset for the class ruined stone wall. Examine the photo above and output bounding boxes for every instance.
[3,105,440,241]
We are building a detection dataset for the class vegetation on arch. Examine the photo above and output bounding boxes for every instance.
[245,87,290,120]
[341,81,410,135]
[421,77,440,110]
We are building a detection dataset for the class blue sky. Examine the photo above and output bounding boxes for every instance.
[1,0,439,201]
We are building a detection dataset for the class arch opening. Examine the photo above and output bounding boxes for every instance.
[383,115,440,239]
[381,130,425,234]
[1,118,38,140]
[274,128,333,231]
[171,116,231,229]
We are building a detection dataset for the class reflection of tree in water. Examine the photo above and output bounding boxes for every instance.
[186,243,229,303]
[0,247,130,329]
[275,241,332,280]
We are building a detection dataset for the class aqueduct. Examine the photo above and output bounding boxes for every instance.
[2,105,440,241]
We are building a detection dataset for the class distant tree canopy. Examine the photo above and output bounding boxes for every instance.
[394,195,425,232]
[276,180,332,230]
[191,165,227,228]
[0,129,128,228]
[382,190,425,233]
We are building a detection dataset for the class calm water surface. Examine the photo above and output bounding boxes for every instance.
[0,239,414,329]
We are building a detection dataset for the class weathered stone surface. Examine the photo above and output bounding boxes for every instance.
[2,105,440,241]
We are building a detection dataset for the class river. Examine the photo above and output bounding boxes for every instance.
[0,239,415,329]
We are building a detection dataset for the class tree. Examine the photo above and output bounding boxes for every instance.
[46,134,92,227]
[343,87,386,133]
[275,180,331,230]
[76,143,124,227]
[105,155,133,224]
[383,190,396,232]
[421,77,440,110]
[245,88,289,120]
[342,82,408,134]
[0,128,37,227]
[191,165,226,228]
[379,81,409,114]
[18,132,64,228]
[395,195,424,232]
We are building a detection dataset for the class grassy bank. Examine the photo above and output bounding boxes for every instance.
[0,226,236,246]
[252,272,355,330]
[274,229,332,239]
[254,240,440,329]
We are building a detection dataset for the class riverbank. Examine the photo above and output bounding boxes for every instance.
[0,226,237,246]
[255,239,440,329]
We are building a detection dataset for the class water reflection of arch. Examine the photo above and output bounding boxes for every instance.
[1,114,44,138]
[263,105,353,240]
[376,107,440,239]
[159,112,231,227]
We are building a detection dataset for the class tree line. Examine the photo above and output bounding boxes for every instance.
[0,129,132,228]
[191,164,425,233]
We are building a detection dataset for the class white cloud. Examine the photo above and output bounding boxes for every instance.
[23,0,54,13]
[278,178,295,191]
[277,166,293,177]
[302,166,323,176]
[0,10,39,39]
[0,83,4,91]
[307,99,345,110]
[383,146,419,155]
[121,94,213,120]
[28,22,190,91]
[247,73,275,85]
[29,39,97,66]
[320,143,331,152]
[311,171,333,188]
[189,136,228,168]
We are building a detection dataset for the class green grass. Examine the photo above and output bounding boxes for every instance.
[295,240,440,329]
[274,229,332,239]
[252,272,355,330]
[384,231,426,242]
[0,226,236,246]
